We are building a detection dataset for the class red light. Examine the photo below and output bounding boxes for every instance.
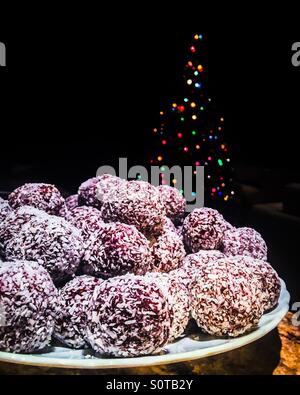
[190,46,196,53]
[177,133,183,138]
[162,140,167,145]
[178,105,185,112]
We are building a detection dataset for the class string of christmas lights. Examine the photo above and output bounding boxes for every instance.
[149,33,235,202]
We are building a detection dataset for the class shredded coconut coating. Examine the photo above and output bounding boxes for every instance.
[222,227,267,261]
[82,222,153,278]
[4,215,84,284]
[183,250,225,271]
[146,271,190,341]
[152,216,177,236]
[151,231,186,272]
[157,185,186,224]
[0,260,58,353]
[190,258,264,337]
[78,174,123,209]
[8,183,65,216]
[65,194,79,211]
[183,207,227,252]
[54,275,102,349]
[66,206,104,242]
[0,198,12,223]
[86,274,172,357]
[229,255,281,312]
[100,180,165,235]
[169,267,194,290]
[175,225,183,240]
[0,206,47,255]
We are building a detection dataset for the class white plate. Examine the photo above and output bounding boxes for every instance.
[0,279,290,369]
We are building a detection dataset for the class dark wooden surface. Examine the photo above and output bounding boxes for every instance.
[0,313,299,375]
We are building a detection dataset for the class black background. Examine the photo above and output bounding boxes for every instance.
[0,7,299,193]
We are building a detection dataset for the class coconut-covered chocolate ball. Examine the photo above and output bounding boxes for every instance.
[86,274,172,357]
[5,215,84,284]
[151,231,186,273]
[65,194,79,211]
[101,180,165,235]
[222,227,268,261]
[78,174,123,209]
[54,275,102,349]
[8,183,65,216]
[66,206,104,242]
[82,222,153,278]
[182,207,227,252]
[190,259,264,337]
[0,260,57,353]
[183,250,225,271]
[157,185,186,224]
[229,255,281,312]
[146,271,190,341]
[0,198,11,222]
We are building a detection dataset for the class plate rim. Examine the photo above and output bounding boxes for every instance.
[0,279,290,369]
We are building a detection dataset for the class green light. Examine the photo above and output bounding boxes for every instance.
[137,174,141,180]
[184,98,189,102]
[194,71,199,76]
[180,189,184,195]
[192,130,196,135]
[160,166,166,171]
[180,117,185,121]
[200,106,204,111]
[218,159,223,166]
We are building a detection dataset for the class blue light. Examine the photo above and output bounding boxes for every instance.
[199,34,203,39]
[195,83,202,88]
[209,135,213,140]
[192,192,196,197]
[218,191,222,196]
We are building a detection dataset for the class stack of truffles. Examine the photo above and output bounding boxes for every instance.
[0,176,281,357]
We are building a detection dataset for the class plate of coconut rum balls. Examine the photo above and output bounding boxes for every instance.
[0,176,290,368]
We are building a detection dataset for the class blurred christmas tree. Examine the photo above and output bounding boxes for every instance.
[149,33,235,204]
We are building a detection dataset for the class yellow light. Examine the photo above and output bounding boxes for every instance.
[221,144,225,149]
[191,102,196,108]
[187,79,193,85]
[220,117,224,122]
[194,34,199,40]
[172,103,177,108]
[160,111,164,115]
[192,115,197,120]
[172,179,177,184]
[153,128,158,133]
[196,144,200,149]
[224,195,229,201]
[157,156,163,161]
[197,64,203,72]
[188,61,193,67]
